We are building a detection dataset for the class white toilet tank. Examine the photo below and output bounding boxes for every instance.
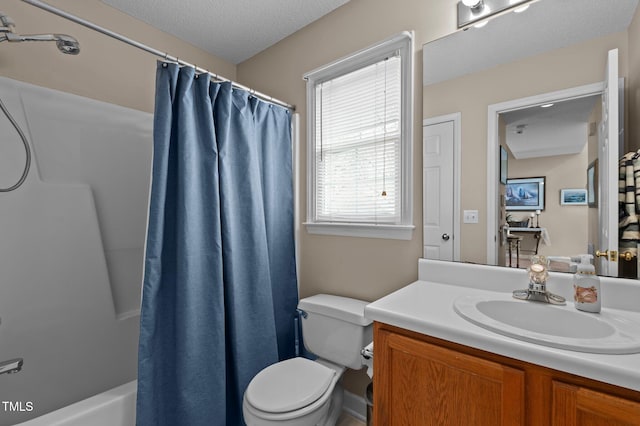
[298,294,373,370]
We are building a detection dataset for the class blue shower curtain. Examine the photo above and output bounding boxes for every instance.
[136,62,298,426]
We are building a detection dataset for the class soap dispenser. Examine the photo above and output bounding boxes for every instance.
[573,254,600,313]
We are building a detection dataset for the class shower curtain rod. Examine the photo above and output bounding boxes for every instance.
[20,0,296,111]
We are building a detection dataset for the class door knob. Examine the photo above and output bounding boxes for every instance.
[620,251,635,262]
[595,250,618,262]
[442,233,450,241]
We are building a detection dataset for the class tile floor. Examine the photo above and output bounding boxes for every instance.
[337,412,366,426]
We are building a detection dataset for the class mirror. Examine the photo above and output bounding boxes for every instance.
[422,0,640,278]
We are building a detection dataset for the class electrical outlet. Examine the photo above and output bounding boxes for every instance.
[463,210,479,224]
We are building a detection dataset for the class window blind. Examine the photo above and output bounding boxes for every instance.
[314,55,402,224]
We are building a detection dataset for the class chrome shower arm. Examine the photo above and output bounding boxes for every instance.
[3,32,56,42]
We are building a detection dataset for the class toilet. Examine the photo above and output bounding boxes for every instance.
[242,294,373,426]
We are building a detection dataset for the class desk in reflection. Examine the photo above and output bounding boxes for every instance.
[507,227,550,256]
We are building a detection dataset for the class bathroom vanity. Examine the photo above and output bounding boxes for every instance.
[365,260,640,425]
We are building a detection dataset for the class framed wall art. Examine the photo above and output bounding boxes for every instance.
[561,188,588,206]
[505,177,545,211]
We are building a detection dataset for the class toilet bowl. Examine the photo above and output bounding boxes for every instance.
[243,358,345,426]
[242,294,373,426]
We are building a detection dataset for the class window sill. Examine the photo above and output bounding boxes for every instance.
[304,222,415,240]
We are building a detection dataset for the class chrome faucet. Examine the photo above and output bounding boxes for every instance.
[0,317,24,375]
[0,358,23,375]
[513,255,566,305]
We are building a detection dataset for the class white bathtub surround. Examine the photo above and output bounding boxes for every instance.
[0,77,148,424]
[365,259,640,392]
[14,381,136,426]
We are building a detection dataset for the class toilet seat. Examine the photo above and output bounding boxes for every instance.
[243,358,344,425]
[245,357,335,413]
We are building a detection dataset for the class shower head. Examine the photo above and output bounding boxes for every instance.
[53,34,80,55]
[0,32,80,55]
[0,12,79,55]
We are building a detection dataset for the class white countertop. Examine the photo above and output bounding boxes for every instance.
[365,259,640,392]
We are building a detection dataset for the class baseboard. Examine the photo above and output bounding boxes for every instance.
[343,389,367,422]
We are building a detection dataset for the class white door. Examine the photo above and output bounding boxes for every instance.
[423,120,455,260]
[598,48,619,276]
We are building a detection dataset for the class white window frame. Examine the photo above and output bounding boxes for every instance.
[303,31,414,240]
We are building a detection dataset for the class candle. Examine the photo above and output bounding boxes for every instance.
[530,213,535,218]
[535,209,541,215]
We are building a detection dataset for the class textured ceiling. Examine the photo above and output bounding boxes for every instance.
[502,96,599,127]
[100,0,350,64]
[502,96,600,159]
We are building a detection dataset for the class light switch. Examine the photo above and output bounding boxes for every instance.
[463,210,479,224]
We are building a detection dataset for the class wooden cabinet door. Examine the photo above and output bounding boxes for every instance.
[552,381,640,426]
[375,329,525,426]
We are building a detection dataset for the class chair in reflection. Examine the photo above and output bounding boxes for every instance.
[506,235,522,268]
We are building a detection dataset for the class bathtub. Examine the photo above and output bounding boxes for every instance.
[15,381,136,426]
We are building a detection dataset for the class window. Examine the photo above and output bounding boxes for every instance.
[303,32,414,240]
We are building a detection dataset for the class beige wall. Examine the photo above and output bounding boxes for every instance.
[508,149,589,258]
[424,31,628,263]
[1,0,235,113]
[236,0,459,397]
[630,0,640,151]
[235,0,628,307]
[236,4,633,395]
[5,0,638,406]
[6,0,638,408]
[238,0,458,301]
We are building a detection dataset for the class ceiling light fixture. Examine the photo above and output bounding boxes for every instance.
[515,124,527,134]
[540,103,554,108]
[462,0,484,10]
[458,0,534,28]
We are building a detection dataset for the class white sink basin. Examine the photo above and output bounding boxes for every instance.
[453,294,640,354]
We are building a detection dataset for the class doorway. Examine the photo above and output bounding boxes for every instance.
[423,113,461,261]
[486,82,610,267]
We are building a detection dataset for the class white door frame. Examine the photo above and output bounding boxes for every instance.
[598,49,619,276]
[486,82,604,264]
[423,113,461,261]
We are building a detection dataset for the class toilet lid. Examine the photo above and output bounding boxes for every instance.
[245,357,336,413]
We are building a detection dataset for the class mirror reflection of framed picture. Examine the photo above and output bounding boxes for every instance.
[561,189,588,206]
[500,146,508,185]
[587,159,598,208]
[505,177,545,211]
